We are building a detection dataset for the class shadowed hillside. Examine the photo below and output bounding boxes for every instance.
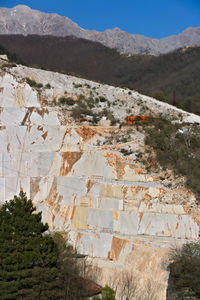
[0,34,200,114]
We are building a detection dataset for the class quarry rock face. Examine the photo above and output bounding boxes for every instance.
[0,61,199,299]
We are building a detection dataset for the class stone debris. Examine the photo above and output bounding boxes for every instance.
[0,54,8,61]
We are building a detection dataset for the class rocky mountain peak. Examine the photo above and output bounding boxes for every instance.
[13,4,31,10]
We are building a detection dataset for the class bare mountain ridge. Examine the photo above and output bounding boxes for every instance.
[0,4,200,55]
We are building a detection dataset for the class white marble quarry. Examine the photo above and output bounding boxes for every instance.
[0,63,199,240]
[0,62,200,299]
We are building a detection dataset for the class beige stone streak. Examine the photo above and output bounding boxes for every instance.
[104,151,147,180]
[59,152,82,176]
[60,205,75,224]
[15,86,26,107]
[86,180,96,193]
[75,126,96,141]
[71,206,89,230]
[104,152,126,180]
[30,177,41,200]
[108,236,128,261]
[59,127,71,151]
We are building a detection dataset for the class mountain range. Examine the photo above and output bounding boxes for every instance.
[0,5,200,55]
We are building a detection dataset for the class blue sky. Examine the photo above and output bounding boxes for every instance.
[0,0,200,38]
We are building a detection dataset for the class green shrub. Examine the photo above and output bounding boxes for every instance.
[85,83,91,88]
[94,285,115,300]
[120,148,133,156]
[168,242,200,299]
[45,83,51,89]
[73,83,82,88]
[92,114,100,124]
[26,77,37,87]
[26,77,43,88]
[58,96,75,106]
[99,96,107,102]
[1,63,17,69]
[101,285,115,300]
[71,103,92,120]
[37,83,43,88]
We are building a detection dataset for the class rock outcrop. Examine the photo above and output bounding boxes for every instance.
[0,60,199,299]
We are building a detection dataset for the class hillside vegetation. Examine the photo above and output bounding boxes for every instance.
[0,35,200,114]
[0,192,102,299]
[167,242,200,299]
[143,120,200,202]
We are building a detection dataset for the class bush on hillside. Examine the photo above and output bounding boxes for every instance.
[26,77,43,88]
[167,242,200,299]
[58,96,75,106]
[144,120,200,202]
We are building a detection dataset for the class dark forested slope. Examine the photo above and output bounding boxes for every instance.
[0,34,200,114]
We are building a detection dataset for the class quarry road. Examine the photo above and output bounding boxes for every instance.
[78,229,194,247]
[75,175,164,188]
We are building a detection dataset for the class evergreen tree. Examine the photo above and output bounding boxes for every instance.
[0,192,62,300]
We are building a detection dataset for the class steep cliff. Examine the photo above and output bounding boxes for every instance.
[0,59,199,299]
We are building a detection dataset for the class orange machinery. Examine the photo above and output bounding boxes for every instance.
[126,115,151,125]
